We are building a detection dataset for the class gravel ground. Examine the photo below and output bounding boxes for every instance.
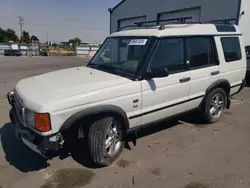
[0,56,250,188]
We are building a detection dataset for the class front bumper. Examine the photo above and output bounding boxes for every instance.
[9,108,63,158]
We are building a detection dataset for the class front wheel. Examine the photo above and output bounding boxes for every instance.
[88,116,125,167]
[202,88,227,123]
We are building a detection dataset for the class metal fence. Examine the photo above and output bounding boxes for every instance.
[76,46,99,58]
[0,44,11,55]
[0,43,40,56]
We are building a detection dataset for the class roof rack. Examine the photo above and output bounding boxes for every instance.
[116,17,236,32]
[205,18,236,24]
[117,16,193,32]
[117,24,158,32]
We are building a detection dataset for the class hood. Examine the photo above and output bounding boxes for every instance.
[15,66,131,111]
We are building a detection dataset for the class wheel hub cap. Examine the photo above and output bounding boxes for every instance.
[105,121,122,157]
[209,93,224,119]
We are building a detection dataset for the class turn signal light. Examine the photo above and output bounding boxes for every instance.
[35,113,51,132]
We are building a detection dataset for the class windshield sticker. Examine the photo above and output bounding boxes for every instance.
[129,39,148,46]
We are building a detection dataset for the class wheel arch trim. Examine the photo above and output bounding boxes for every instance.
[203,79,231,109]
[205,79,231,95]
[59,105,130,132]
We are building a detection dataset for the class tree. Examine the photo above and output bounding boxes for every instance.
[31,35,39,41]
[5,29,19,42]
[69,37,81,48]
[21,31,30,43]
[0,28,19,43]
[52,43,58,47]
[0,28,7,42]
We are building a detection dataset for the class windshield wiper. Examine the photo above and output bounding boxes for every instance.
[90,63,118,75]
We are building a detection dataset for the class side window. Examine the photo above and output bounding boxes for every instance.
[221,37,242,62]
[187,37,217,69]
[150,38,185,73]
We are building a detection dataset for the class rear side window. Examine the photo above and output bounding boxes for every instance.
[221,37,242,62]
[187,37,218,69]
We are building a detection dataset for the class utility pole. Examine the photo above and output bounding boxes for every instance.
[46,31,49,44]
[18,16,24,43]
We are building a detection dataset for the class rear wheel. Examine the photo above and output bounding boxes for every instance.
[88,116,125,167]
[202,88,227,123]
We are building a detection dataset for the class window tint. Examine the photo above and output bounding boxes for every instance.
[150,38,185,73]
[187,37,217,68]
[221,37,242,62]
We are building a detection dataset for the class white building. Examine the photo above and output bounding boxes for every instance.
[109,0,250,49]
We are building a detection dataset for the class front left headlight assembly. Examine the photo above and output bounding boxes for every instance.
[25,110,51,132]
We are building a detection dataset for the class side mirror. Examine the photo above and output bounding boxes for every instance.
[145,67,169,79]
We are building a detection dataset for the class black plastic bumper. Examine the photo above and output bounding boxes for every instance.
[231,79,246,97]
[238,79,246,93]
[9,109,62,158]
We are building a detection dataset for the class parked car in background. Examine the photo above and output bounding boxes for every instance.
[40,49,49,56]
[4,49,22,56]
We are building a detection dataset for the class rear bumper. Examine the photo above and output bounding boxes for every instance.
[9,109,63,158]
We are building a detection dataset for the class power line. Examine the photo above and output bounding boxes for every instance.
[23,21,108,30]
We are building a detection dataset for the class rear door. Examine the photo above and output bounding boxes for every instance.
[187,36,220,110]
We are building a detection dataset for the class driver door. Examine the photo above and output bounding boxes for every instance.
[140,38,190,125]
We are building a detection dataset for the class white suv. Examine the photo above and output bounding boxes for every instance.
[8,23,246,167]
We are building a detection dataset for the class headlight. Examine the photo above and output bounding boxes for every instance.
[25,111,51,132]
[25,110,35,127]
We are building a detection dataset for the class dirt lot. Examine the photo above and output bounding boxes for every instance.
[0,56,250,188]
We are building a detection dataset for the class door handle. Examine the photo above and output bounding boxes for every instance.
[179,77,191,83]
[211,71,220,76]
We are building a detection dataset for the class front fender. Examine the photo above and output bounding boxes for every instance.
[59,105,130,131]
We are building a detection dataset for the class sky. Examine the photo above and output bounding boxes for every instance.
[0,0,120,43]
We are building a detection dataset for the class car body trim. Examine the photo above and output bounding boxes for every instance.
[129,95,204,119]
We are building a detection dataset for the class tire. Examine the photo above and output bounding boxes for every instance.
[88,116,125,167]
[202,88,227,123]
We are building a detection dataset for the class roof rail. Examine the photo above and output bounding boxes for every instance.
[116,17,236,32]
[205,18,236,24]
[134,16,192,26]
[117,16,193,31]
[117,24,158,32]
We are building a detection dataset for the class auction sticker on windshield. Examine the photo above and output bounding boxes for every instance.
[129,39,148,46]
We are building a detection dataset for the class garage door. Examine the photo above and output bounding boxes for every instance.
[118,16,146,30]
[158,7,201,24]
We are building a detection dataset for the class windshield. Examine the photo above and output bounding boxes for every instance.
[88,37,152,79]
